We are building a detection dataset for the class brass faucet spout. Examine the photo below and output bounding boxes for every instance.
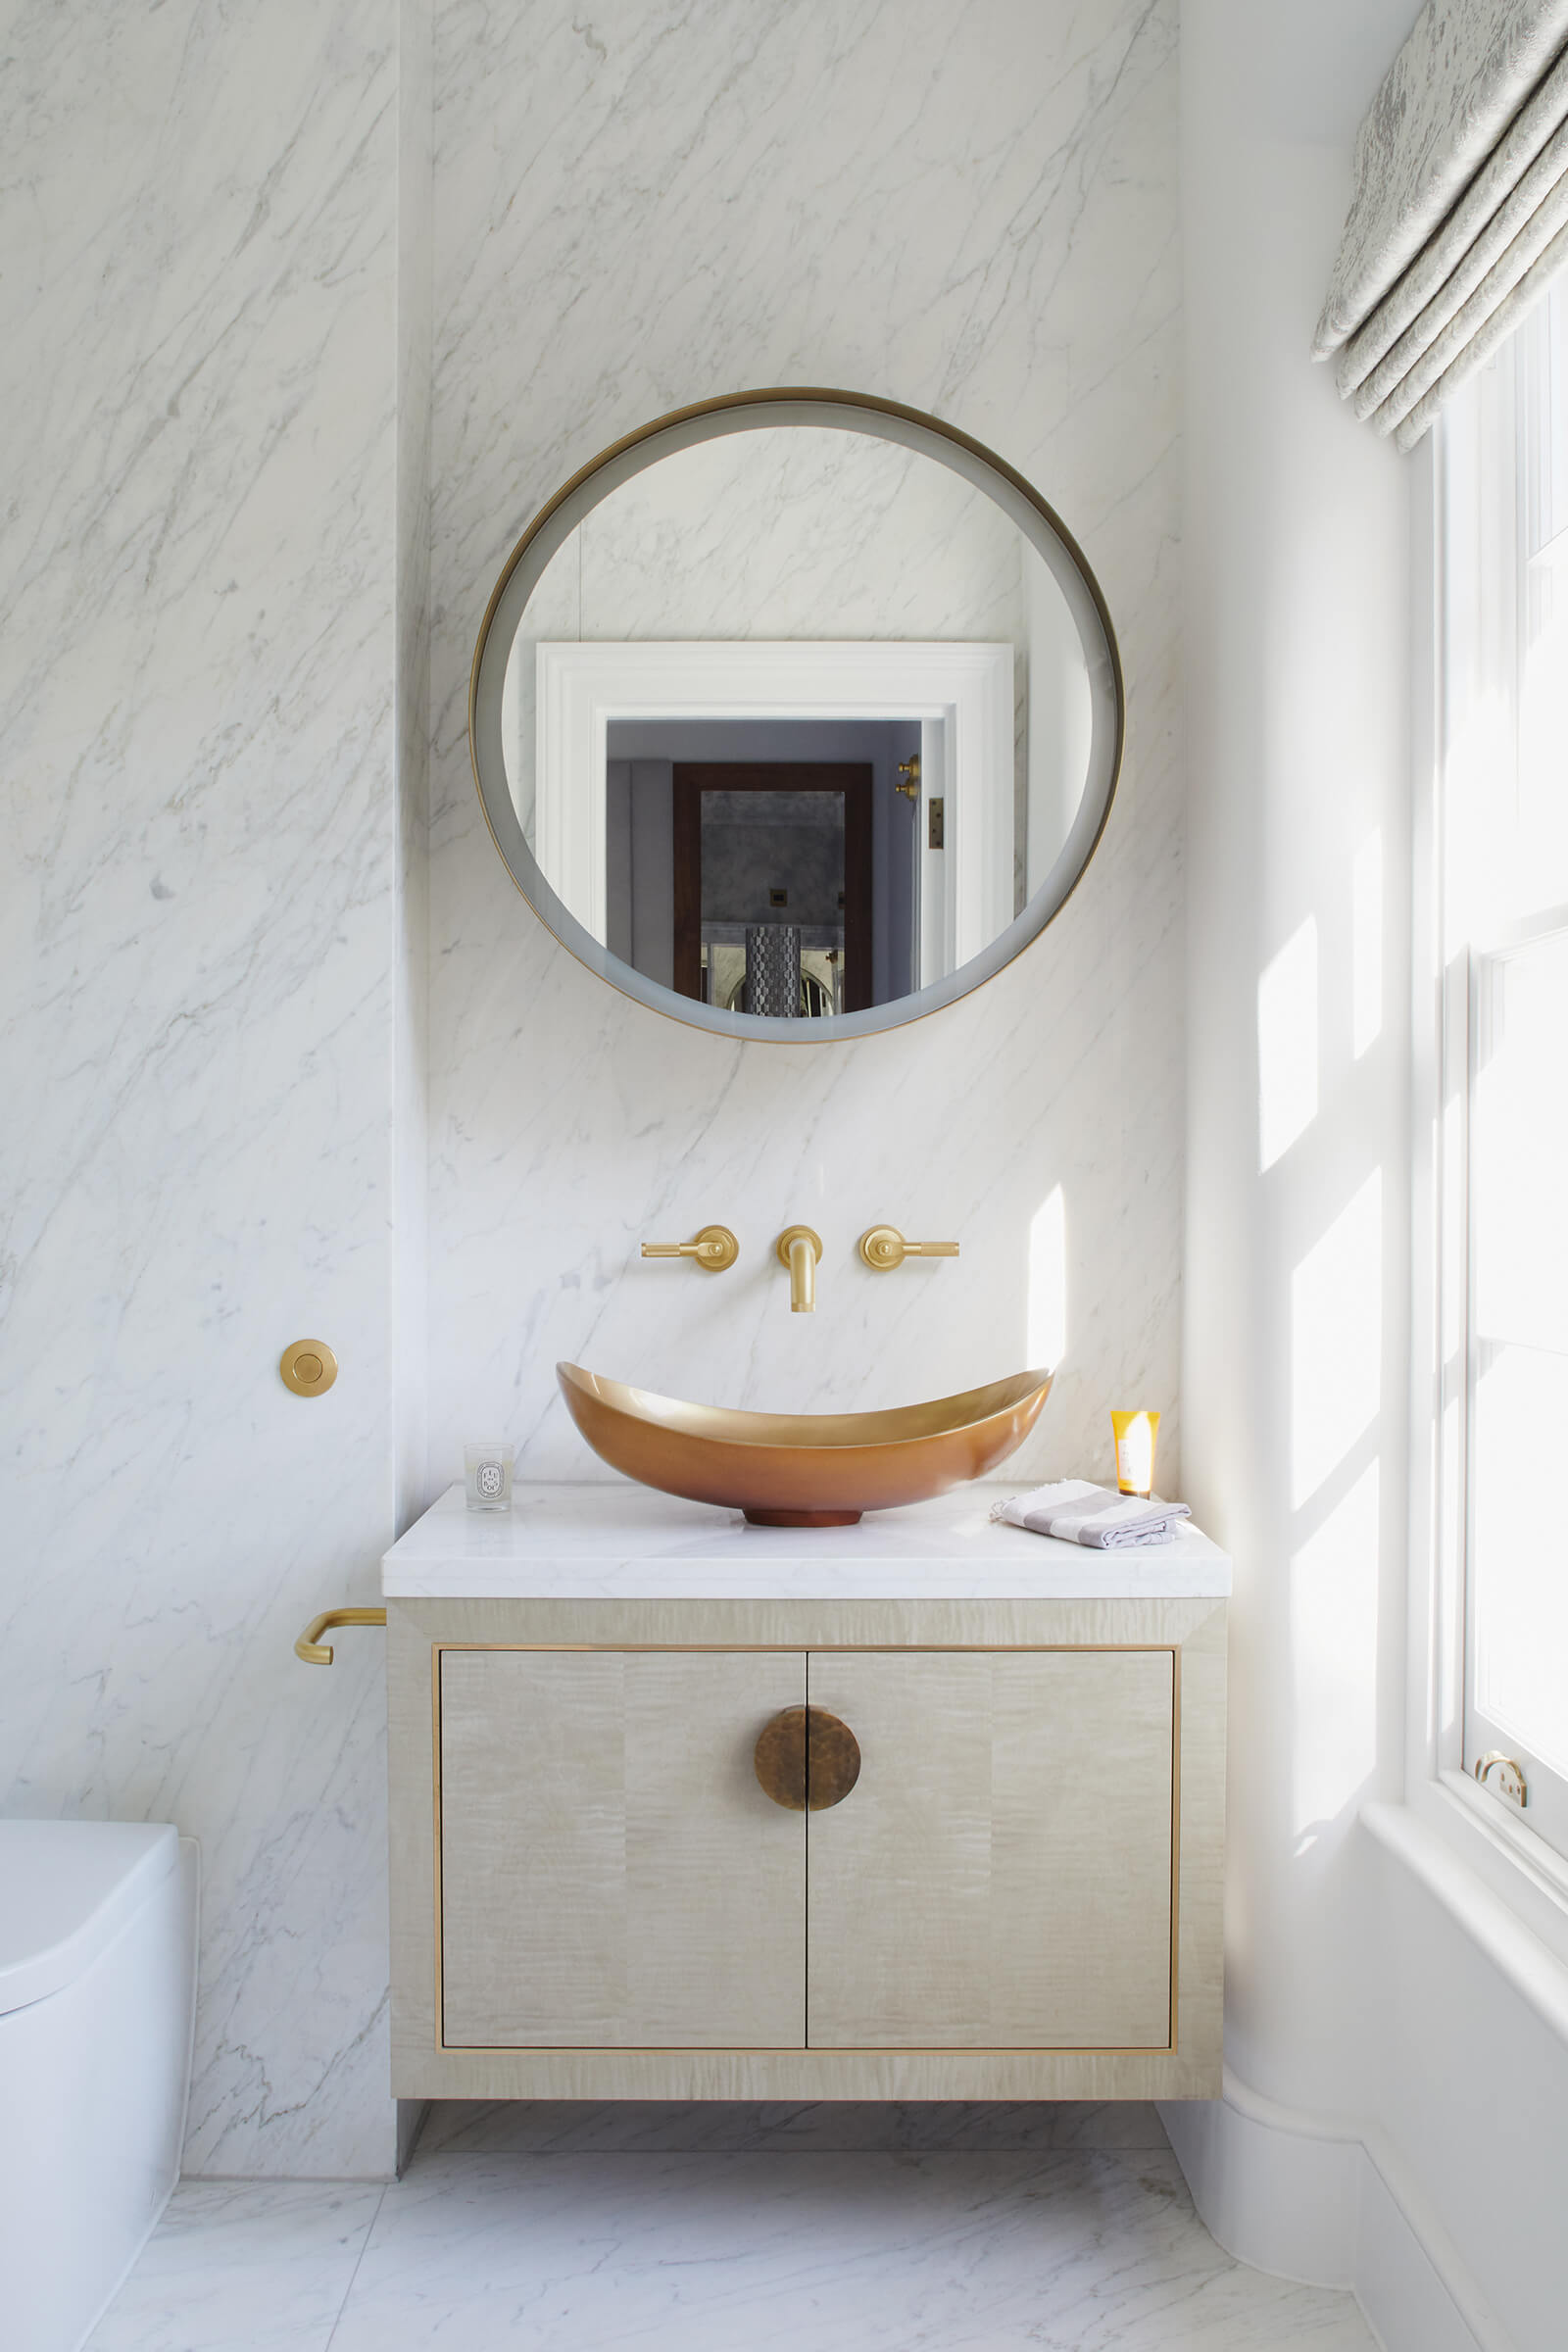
[788,1235,815,1313]
[774,1225,823,1313]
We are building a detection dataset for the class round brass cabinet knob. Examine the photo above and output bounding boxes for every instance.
[280,1339,338,1397]
[754,1705,861,1812]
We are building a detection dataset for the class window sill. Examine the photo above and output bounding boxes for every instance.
[1361,1796,1568,2050]
[1441,1762,1568,1903]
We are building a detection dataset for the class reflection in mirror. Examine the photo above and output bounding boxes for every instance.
[606,726,915,1018]
[472,396,1120,1039]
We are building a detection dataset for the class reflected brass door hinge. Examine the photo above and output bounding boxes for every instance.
[928,798,945,849]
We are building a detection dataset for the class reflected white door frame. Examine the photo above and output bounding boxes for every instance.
[534,639,1014,985]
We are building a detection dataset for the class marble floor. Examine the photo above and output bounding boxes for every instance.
[88,2103,1380,2351]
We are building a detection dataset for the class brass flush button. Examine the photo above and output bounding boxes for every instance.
[280,1339,338,1397]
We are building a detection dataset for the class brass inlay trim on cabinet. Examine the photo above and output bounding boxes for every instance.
[429,1642,1181,2059]
[1169,1642,1182,2055]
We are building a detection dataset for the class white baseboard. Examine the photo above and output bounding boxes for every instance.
[1158,2070,1506,2352]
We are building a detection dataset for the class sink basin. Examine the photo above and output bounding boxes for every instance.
[557,1362,1054,1526]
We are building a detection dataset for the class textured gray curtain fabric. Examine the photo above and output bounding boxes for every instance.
[1317,0,1568,450]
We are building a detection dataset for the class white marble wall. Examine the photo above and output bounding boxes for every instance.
[0,2,412,2177]
[428,0,1184,1494]
[397,0,434,1539]
[2,0,1181,2184]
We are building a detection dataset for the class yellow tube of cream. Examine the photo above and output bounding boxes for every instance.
[1111,1409,1159,1499]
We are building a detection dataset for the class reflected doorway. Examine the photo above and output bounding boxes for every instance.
[675,764,870,1015]
[605,718,921,1019]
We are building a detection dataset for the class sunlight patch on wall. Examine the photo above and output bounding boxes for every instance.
[1258,915,1319,1170]
[1291,1169,1382,1508]
[1027,1184,1067,1371]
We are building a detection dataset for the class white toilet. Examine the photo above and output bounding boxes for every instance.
[0,1821,197,2352]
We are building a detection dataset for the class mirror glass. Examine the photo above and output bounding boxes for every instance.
[470,394,1122,1040]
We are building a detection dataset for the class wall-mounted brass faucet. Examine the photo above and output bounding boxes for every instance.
[641,1225,740,1272]
[638,1224,956,1305]
[775,1226,823,1312]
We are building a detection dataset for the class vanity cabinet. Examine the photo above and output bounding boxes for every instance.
[806,1650,1173,2050]
[439,1650,806,2049]
[386,1487,1228,2102]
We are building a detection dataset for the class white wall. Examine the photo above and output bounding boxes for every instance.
[1180,6,1568,2345]
[1,0,1181,2187]
[428,0,1186,1498]
[0,2,422,2178]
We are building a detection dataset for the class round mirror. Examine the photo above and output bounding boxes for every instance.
[469,390,1122,1041]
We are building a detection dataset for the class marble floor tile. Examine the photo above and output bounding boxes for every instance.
[327,2148,1378,2350]
[85,2180,384,2352]
[416,2097,1172,2156]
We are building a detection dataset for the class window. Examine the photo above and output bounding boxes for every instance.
[1440,284,1568,1860]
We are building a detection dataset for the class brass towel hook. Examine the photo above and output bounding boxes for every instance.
[295,1607,387,1666]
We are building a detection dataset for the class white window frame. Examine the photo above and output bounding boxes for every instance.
[1405,298,1568,1959]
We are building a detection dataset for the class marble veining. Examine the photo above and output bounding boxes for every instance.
[504,425,1038,852]
[9,0,1183,2187]
[85,2180,384,2352]
[382,1482,1232,1599]
[426,0,1185,1497]
[0,0,410,2177]
[89,2147,1378,2351]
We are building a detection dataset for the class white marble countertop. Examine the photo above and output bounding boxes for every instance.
[382,1483,1231,1601]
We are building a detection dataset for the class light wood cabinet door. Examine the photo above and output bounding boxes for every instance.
[439,1650,806,2048]
[805,1651,1174,2049]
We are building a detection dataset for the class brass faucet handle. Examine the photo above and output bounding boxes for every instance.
[858,1226,960,1271]
[641,1224,740,1272]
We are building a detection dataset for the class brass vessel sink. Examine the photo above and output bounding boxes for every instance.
[557,1362,1054,1527]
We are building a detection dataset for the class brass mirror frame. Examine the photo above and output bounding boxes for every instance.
[468,388,1125,1043]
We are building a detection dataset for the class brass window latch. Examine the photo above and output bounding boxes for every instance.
[1474,1751,1528,1808]
[640,1225,740,1272]
[858,1227,959,1271]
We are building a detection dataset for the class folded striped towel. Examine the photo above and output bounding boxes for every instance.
[989,1479,1192,1548]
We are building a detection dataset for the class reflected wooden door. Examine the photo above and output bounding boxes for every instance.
[671,763,873,1010]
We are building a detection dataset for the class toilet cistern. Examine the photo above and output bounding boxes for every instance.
[774,1226,823,1312]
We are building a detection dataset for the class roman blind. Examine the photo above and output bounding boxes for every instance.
[1316,0,1568,450]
